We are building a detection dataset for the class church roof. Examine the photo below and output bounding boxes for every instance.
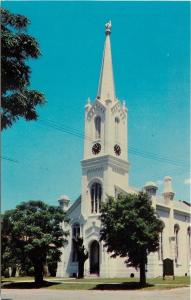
[156,196,190,215]
[173,199,191,213]
[97,21,115,102]
[65,195,81,215]
[115,185,138,195]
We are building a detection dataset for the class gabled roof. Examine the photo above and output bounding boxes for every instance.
[66,195,81,216]
[114,185,139,195]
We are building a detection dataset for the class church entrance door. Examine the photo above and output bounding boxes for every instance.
[90,240,100,275]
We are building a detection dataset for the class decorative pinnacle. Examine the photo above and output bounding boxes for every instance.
[85,97,91,110]
[105,20,112,35]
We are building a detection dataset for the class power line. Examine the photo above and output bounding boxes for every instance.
[2,119,188,169]
[39,118,188,169]
[1,156,18,163]
[40,118,188,168]
[41,118,188,167]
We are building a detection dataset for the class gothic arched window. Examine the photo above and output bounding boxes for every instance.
[115,117,120,141]
[158,230,164,261]
[91,182,102,214]
[72,223,80,262]
[188,226,191,262]
[95,116,101,139]
[174,224,180,263]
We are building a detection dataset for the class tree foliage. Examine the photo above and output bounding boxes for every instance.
[1,8,45,129]
[73,237,89,278]
[100,192,164,286]
[1,210,21,277]
[2,201,68,285]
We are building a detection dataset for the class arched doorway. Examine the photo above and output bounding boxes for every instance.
[90,240,100,275]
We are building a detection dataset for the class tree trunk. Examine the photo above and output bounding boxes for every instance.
[140,260,146,286]
[139,251,147,287]
[11,265,16,277]
[43,263,49,277]
[74,237,89,279]
[34,262,44,286]
[78,260,84,279]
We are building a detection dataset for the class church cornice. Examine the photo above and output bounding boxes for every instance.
[156,202,191,217]
[173,208,191,217]
[81,154,130,172]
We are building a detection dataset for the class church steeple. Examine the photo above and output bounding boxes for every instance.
[81,21,129,220]
[83,21,128,162]
[97,21,115,102]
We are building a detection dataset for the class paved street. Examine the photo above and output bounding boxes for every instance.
[2,287,190,300]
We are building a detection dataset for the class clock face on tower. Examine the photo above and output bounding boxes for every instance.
[92,143,101,155]
[114,144,121,156]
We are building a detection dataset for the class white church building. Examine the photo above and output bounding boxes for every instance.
[56,22,190,278]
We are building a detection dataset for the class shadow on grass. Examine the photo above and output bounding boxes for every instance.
[92,282,154,290]
[2,280,60,289]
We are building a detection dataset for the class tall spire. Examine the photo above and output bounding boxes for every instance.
[97,21,115,102]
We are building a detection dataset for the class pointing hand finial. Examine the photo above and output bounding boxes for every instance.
[105,20,112,35]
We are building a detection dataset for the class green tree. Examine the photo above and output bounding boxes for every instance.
[2,201,68,285]
[1,210,21,277]
[100,192,164,286]
[73,237,89,278]
[47,248,62,277]
[1,8,45,130]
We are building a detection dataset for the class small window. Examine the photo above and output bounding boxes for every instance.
[115,117,120,141]
[158,231,163,261]
[174,224,180,263]
[188,226,191,262]
[72,223,80,262]
[95,116,101,139]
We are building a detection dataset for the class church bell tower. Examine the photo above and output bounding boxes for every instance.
[81,21,129,217]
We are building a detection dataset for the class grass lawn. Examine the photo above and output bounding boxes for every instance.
[2,276,58,282]
[2,276,190,290]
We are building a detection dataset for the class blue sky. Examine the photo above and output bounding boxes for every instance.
[2,1,190,211]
